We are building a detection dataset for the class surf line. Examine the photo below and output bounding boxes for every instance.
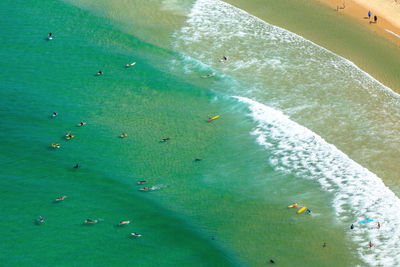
[385,29,400,39]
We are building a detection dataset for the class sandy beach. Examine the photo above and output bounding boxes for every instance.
[320,0,400,45]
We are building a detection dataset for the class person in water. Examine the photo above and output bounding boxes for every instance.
[195,158,202,161]
[126,62,136,68]
[377,222,380,229]
[322,242,327,248]
[97,70,103,76]
[369,241,373,248]
[306,208,311,214]
[52,111,58,117]
[120,132,127,138]
[48,32,52,39]
[161,137,170,142]
[73,163,79,168]
[269,259,275,264]
[350,224,354,229]
[220,56,227,62]
[79,121,86,126]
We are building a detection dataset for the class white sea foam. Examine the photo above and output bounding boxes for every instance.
[235,96,400,266]
[172,0,400,265]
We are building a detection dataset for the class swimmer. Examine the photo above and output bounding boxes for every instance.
[350,224,354,229]
[73,163,79,168]
[120,132,127,138]
[220,56,227,62]
[78,121,86,126]
[56,196,67,201]
[97,70,103,76]
[52,112,58,117]
[38,216,44,223]
[195,158,203,161]
[269,259,275,264]
[201,73,214,78]
[138,181,147,184]
[160,137,170,142]
[66,131,71,137]
[322,242,327,248]
[85,219,98,224]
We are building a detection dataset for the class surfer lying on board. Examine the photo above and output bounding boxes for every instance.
[160,137,170,142]
[52,112,58,117]
[126,62,136,68]
[85,219,98,224]
[201,73,214,78]
[220,56,227,62]
[78,121,86,126]
[56,196,67,201]
[120,132,127,138]
[97,70,103,76]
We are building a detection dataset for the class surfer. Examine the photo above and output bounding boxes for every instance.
[138,181,147,184]
[38,216,44,223]
[350,224,354,229]
[73,163,79,168]
[131,232,141,237]
[97,70,103,76]
[52,111,58,117]
[56,196,66,201]
[161,137,170,142]
[377,222,380,229]
[119,221,130,226]
[51,143,60,148]
[79,121,86,126]
[120,132,127,138]
[220,56,227,62]
[48,32,52,40]
[322,242,327,248]
[306,208,311,214]
[85,219,97,223]
[195,158,202,161]
[369,241,373,248]
[126,62,136,68]
[269,259,275,264]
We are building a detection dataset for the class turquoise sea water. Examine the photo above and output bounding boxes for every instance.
[1,0,400,266]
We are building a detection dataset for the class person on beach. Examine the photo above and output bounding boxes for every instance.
[378,222,380,229]
[97,70,103,76]
[368,11,371,19]
[374,15,378,23]
[350,224,354,229]
[74,163,79,168]
[369,241,373,248]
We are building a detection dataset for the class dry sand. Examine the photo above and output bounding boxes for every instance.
[320,0,400,45]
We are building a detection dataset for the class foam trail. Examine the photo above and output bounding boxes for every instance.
[235,96,400,266]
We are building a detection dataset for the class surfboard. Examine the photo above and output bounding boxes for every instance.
[297,206,306,213]
[359,219,374,224]
[208,115,220,122]
[66,135,74,140]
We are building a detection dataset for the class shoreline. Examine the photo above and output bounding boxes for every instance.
[225,0,400,93]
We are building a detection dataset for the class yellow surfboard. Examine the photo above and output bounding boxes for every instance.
[297,206,307,214]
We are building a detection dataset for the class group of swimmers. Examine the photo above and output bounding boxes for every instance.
[350,221,380,248]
